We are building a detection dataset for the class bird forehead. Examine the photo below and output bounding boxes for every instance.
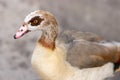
[24,11,42,23]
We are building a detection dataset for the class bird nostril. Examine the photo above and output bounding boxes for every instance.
[23,24,25,27]
[21,29,23,32]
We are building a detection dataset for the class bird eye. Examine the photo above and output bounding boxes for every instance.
[33,19,39,24]
[29,16,44,26]
[31,19,40,26]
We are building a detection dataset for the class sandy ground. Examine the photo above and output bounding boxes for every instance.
[0,0,120,80]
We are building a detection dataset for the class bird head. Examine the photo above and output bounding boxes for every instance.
[14,10,58,39]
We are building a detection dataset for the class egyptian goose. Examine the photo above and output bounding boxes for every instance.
[14,10,119,80]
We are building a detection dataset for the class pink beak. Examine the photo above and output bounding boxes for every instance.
[14,26,30,39]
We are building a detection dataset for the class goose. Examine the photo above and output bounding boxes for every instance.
[14,10,120,80]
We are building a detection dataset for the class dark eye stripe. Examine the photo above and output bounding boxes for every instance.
[29,16,44,26]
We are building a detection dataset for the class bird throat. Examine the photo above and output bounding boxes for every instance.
[38,31,57,50]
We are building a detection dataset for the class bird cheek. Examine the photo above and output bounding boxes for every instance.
[28,25,38,31]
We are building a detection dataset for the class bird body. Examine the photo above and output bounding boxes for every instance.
[31,41,113,80]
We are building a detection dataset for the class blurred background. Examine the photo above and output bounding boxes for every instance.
[0,0,120,80]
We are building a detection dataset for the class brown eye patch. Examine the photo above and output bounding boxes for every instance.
[29,16,44,26]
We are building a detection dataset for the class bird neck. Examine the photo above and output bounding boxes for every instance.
[32,43,74,80]
[39,26,58,50]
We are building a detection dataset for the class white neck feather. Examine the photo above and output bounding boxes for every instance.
[31,42,75,80]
